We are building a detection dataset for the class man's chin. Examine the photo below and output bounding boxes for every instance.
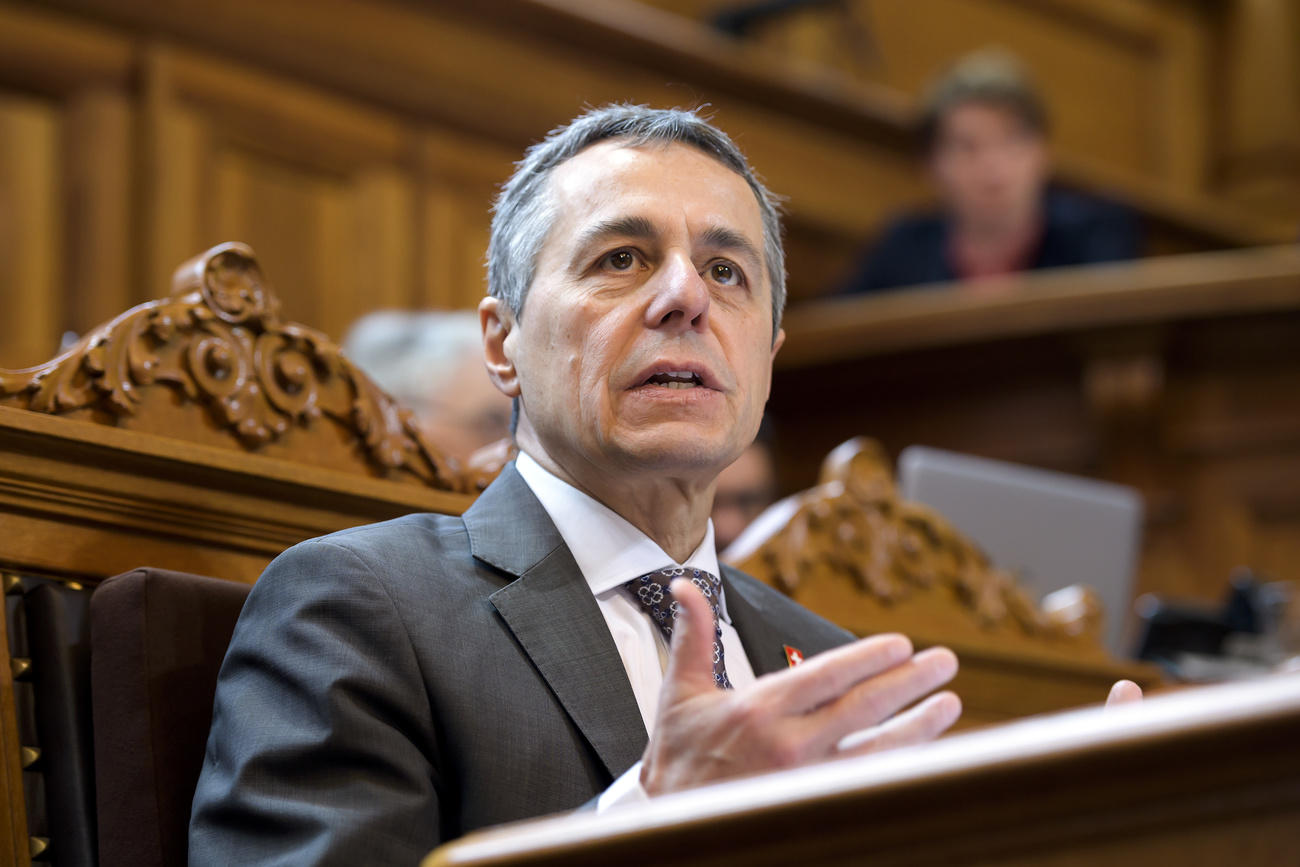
[607,423,737,475]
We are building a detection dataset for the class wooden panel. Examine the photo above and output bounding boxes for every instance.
[865,0,1152,177]
[0,96,62,370]
[0,407,472,584]
[140,70,209,301]
[63,88,133,336]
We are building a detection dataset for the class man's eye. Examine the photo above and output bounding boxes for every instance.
[709,261,741,285]
[604,250,637,271]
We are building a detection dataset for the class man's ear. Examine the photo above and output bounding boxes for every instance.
[480,296,521,399]
[770,327,786,360]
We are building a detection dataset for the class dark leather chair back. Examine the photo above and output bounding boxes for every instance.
[23,580,97,866]
[91,568,249,867]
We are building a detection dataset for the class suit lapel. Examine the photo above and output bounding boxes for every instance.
[721,564,794,677]
[467,465,648,779]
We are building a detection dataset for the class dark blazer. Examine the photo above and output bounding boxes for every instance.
[842,188,1141,294]
[189,463,852,865]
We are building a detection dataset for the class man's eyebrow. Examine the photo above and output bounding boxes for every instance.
[699,224,762,267]
[572,216,658,258]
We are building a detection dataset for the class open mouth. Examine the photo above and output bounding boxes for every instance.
[640,370,705,390]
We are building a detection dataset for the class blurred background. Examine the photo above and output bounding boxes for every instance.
[0,0,1297,660]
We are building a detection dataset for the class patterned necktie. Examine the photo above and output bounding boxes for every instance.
[625,567,734,689]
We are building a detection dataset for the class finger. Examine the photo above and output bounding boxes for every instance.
[803,646,959,752]
[753,633,915,714]
[836,691,962,756]
[659,578,724,702]
[1105,679,1143,708]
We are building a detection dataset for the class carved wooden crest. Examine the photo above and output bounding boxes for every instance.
[728,437,1106,652]
[0,243,477,492]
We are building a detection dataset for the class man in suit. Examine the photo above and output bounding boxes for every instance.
[188,104,970,864]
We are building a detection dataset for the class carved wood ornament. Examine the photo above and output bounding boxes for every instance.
[729,438,1105,649]
[0,243,483,492]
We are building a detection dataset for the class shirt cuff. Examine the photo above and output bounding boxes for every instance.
[597,761,650,812]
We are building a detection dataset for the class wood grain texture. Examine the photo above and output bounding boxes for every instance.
[0,242,472,493]
[424,673,1300,867]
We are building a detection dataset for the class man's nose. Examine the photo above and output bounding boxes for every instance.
[644,252,710,332]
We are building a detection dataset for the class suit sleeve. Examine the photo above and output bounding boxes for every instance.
[189,539,443,866]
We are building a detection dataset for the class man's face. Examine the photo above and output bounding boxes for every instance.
[503,140,783,484]
[929,101,1048,231]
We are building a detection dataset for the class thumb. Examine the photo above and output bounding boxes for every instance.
[660,578,723,702]
[1105,679,1143,709]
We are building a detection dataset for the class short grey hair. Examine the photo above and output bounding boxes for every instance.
[487,104,787,336]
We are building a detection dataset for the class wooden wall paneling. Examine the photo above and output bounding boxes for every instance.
[645,0,1210,192]
[139,48,209,301]
[352,165,418,315]
[63,87,133,337]
[210,147,353,334]
[158,44,424,332]
[416,128,514,310]
[1147,0,1212,193]
[0,95,62,370]
[417,183,496,310]
[0,3,132,99]
[465,0,1292,248]
[0,0,1292,362]
[867,0,1154,178]
[1218,0,1300,221]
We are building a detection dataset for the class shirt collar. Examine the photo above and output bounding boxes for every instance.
[514,451,724,606]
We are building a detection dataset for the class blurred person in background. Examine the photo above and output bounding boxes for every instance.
[841,49,1140,295]
[713,417,778,551]
[344,310,512,463]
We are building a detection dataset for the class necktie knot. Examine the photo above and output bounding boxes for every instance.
[625,567,733,690]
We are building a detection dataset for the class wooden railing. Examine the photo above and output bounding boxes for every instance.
[425,672,1300,866]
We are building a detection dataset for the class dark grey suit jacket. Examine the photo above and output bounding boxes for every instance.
[189,464,852,865]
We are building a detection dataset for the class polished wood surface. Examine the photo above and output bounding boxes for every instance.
[425,672,1300,866]
[0,0,1293,369]
[778,245,1300,368]
[767,246,1300,625]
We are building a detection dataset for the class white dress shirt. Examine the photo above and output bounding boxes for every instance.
[514,452,757,808]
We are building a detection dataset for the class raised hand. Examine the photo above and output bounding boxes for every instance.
[640,579,962,796]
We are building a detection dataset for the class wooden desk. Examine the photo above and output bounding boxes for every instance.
[767,246,1300,612]
[426,672,1300,866]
